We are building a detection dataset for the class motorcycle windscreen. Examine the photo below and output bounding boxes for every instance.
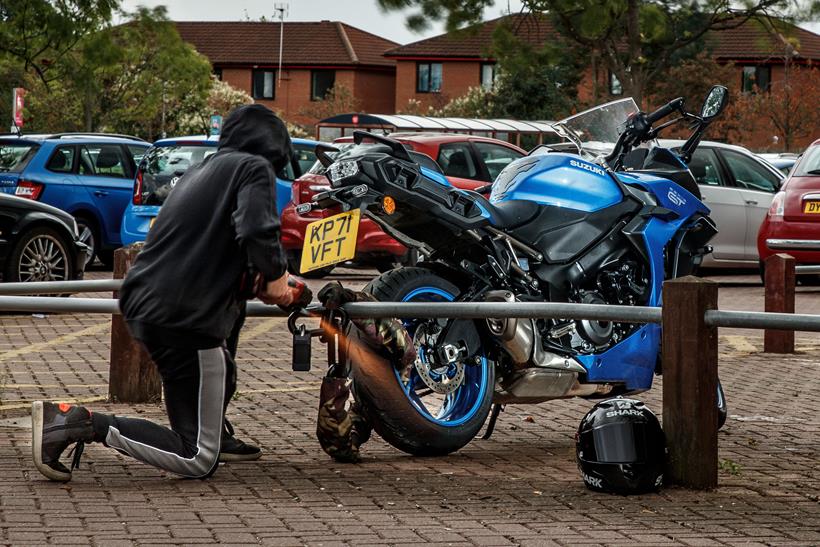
[578,422,650,463]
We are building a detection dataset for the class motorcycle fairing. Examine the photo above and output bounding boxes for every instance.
[490,153,623,213]
[617,172,710,217]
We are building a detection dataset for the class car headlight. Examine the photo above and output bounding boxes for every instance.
[327,160,360,187]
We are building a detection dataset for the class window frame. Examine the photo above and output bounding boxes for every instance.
[741,65,771,93]
[252,68,276,100]
[436,142,480,181]
[472,140,524,182]
[416,62,443,93]
[688,147,729,188]
[78,143,131,179]
[310,69,336,101]
[717,148,782,193]
[480,63,497,91]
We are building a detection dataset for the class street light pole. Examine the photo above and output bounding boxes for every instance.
[274,3,288,87]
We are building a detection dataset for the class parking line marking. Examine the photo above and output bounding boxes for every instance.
[0,322,110,362]
[241,318,283,340]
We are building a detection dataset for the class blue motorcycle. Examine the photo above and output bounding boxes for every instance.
[307,86,728,456]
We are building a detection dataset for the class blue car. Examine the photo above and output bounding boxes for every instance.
[120,135,319,245]
[0,133,151,266]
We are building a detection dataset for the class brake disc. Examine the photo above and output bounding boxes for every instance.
[412,323,466,395]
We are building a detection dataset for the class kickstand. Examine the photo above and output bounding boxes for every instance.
[481,403,504,440]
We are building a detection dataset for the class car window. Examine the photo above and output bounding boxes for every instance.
[409,151,443,173]
[128,145,148,165]
[293,144,317,177]
[0,142,40,173]
[79,144,129,178]
[437,143,478,179]
[689,148,726,187]
[721,149,781,192]
[793,145,820,177]
[46,146,75,173]
[139,145,217,205]
[473,142,523,181]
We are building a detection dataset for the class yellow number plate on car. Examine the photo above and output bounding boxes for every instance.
[300,209,360,273]
[804,201,820,214]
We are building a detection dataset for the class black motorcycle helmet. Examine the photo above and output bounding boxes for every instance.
[575,397,666,495]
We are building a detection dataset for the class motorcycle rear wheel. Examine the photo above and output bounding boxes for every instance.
[348,267,494,456]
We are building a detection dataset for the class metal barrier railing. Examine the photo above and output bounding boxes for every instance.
[796,265,820,275]
[0,279,122,295]
[1,275,819,491]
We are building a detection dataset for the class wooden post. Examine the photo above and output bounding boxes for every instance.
[662,276,718,490]
[764,253,795,354]
[108,244,161,403]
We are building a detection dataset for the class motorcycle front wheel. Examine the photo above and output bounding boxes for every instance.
[348,267,494,456]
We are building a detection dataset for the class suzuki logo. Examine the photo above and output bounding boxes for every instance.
[667,189,686,207]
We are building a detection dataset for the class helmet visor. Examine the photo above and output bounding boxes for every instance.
[579,422,650,464]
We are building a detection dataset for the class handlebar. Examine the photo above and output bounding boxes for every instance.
[645,97,685,125]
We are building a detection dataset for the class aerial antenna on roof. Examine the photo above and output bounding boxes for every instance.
[274,3,289,88]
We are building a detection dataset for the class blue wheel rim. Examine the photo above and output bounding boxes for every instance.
[394,286,490,427]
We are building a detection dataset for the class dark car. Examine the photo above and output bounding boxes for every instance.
[0,193,87,282]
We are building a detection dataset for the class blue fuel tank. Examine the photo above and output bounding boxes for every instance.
[489,153,623,213]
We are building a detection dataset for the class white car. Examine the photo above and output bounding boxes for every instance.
[660,140,785,268]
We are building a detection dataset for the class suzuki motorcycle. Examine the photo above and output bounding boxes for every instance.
[304,86,729,456]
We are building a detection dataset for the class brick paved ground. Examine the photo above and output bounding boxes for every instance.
[0,269,818,546]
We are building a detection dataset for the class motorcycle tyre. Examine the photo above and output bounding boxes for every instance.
[349,267,494,456]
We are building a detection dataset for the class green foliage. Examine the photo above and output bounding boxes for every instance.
[377,0,495,32]
[0,0,119,86]
[22,6,213,139]
[176,77,254,136]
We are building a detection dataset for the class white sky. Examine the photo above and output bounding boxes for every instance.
[120,0,818,44]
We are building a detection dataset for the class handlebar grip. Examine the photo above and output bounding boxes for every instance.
[645,97,685,125]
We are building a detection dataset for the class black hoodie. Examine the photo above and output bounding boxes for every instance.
[120,104,293,348]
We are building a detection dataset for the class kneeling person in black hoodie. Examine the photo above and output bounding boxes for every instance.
[31,105,297,481]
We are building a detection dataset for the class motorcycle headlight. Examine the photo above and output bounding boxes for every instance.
[327,160,360,187]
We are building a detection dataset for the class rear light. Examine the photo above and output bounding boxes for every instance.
[292,179,330,206]
[133,170,143,205]
[769,192,785,218]
[15,180,43,200]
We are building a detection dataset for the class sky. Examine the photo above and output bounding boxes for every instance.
[120,0,818,43]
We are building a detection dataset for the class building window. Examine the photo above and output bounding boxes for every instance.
[213,67,223,81]
[742,65,771,93]
[480,63,497,90]
[417,62,442,93]
[252,69,275,100]
[311,70,336,101]
[609,72,623,95]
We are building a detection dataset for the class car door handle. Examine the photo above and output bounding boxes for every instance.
[93,190,109,197]
[745,199,758,205]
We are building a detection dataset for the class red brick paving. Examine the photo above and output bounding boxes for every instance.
[0,270,818,545]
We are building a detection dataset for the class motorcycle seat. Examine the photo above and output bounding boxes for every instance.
[463,191,541,230]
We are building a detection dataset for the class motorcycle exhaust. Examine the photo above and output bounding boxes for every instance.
[484,290,584,373]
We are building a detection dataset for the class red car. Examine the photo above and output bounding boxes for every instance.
[280,133,525,276]
[757,138,820,283]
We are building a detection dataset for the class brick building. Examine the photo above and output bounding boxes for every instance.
[175,21,398,126]
[385,14,820,116]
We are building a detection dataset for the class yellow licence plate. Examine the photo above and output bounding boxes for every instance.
[804,201,820,214]
[300,209,360,273]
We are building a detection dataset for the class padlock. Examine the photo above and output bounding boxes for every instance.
[292,323,312,371]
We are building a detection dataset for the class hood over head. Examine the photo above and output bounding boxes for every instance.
[218,104,293,171]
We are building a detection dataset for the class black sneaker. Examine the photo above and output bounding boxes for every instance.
[31,401,94,482]
[219,419,261,462]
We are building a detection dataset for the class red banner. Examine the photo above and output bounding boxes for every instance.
[12,88,25,129]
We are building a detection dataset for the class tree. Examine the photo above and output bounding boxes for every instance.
[23,7,213,139]
[176,77,254,136]
[378,0,817,106]
[297,84,361,122]
[0,0,119,87]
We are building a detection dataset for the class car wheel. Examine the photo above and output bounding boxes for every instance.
[4,227,73,283]
[75,216,98,268]
[97,250,115,269]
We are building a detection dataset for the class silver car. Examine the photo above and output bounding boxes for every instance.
[660,140,785,268]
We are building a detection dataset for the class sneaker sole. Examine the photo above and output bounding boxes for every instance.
[31,401,71,482]
[218,451,262,462]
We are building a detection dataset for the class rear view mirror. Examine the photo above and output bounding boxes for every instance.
[701,85,729,120]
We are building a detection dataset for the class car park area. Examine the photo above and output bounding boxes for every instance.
[0,268,819,545]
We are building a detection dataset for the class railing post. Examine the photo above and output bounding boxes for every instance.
[764,253,795,354]
[662,276,718,490]
[108,244,161,403]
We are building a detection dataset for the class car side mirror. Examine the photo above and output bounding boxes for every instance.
[701,85,729,120]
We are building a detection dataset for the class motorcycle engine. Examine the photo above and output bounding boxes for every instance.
[548,258,648,354]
